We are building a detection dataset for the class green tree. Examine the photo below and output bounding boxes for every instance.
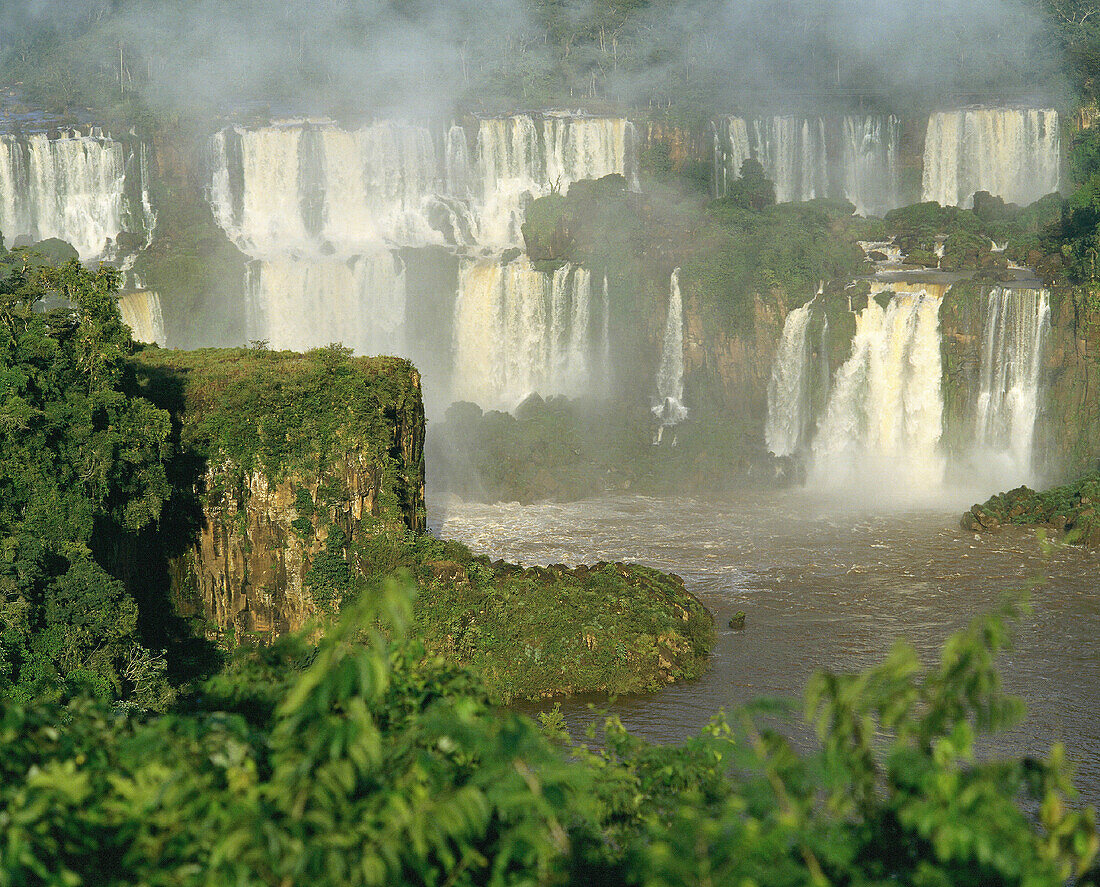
[0,261,172,707]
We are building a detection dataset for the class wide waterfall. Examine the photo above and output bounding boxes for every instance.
[475,115,638,245]
[810,288,945,491]
[921,108,1061,207]
[209,122,475,253]
[246,251,407,356]
[451,256,608,410]
[766,298,826,457]
[973,286,1050,485]
[0,132,128,258]
[714,115,900,216]
[208,114,636,412]
[652,268,688,432]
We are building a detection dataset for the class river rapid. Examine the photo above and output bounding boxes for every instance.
[431,490,1100,806]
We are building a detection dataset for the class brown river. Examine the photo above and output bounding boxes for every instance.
[431,490,1100,806]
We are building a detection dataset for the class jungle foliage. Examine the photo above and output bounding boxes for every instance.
[0,0,1084,125]
[1,586,1096,886]
[0,259,173,708]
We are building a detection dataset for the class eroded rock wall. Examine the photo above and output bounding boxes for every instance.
[133,349,425,636]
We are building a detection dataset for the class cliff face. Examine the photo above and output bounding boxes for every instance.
[683,289,786,423]
[133,348,425,636]
[679,277,1100,481]
[1039,289,1100,476]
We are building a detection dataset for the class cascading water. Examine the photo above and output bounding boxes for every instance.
[972,286,1050,485]
[246,251,407,356]
[475,115,638,246]
[206,114,637,413]
[714,115,900,216]
[0,132,128,258]
[921,108,1061,207]
[209,121,474,252]
[652,268,688,435]
[117,289,167,346]
[451,256,608,410]
[810,288,945,492]
[766,298,826,457]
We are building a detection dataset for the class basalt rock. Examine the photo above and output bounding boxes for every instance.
[132,348,426,636]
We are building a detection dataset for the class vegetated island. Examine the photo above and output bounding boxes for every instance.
[962,472,1100,546]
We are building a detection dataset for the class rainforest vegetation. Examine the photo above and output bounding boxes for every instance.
[3,0,1100,883]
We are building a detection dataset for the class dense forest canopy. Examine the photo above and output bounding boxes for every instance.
[0,0,1092,121]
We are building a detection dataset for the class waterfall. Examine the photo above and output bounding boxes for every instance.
[206,115,634,409]
[840,116,900,219]
[245,250,407,356]
[766,299,824,456]
[117,289,167,346]
[714,115,900,216]
[810,289,945,490]
[921,108,1061,207]
[475,115,638,245]
[208,122,474,253]
[0,132,128,258]
[652,268,688,429]
[451,256,606,409]
[973,287,1050,484]
[132,141,157,247]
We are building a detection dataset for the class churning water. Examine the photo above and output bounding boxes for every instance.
[433,491,1100,805]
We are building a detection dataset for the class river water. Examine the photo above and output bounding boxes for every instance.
[431,490,1100,806]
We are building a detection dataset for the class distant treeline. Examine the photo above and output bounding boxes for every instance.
[0,0,1094,125]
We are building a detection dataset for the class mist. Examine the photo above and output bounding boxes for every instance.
[1,0,1069,121]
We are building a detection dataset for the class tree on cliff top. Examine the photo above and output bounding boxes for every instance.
[0,260,173,708]
[723,157,777,212]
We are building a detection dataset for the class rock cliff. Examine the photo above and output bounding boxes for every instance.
[131,347,425,636]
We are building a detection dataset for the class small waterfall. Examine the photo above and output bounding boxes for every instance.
[475,115,638,245]
[117,289,166,346]
[245,250,406,356]
[921,108,1061,207]
[766,299,825,456]
[652,268,688,431]
[451,256,606,409]
[810,288,945,491]
[137,141,157,241]
[715,115,900,216]
[0,132,127,258]
[973,287,1050,484]
[840,116,900,218]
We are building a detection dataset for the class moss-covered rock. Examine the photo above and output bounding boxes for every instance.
[124,346,711,699]
[962,472,1100,546]
[129,346,425,635]
[350,528,713,702]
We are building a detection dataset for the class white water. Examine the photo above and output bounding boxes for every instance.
[451,256,607,410]
[209,122,474,253]
[766,299,824,456]
[0,132,127,258]
[652,268,688,429]
[810,289,945,494]
[475,115,638,245]
[921,108,1061,207]
[117,289,167,346]
[207,116,635,406]
[245,250,407,356]
[972,287,1050,487]
[715,115,900,216]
